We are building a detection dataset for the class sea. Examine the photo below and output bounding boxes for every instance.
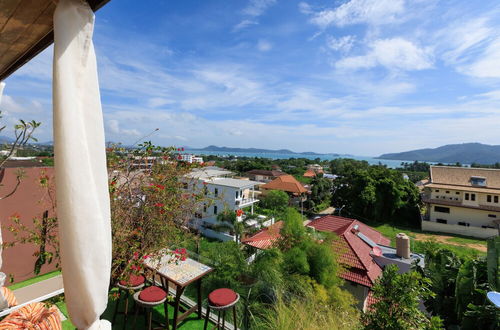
[184,149,415,169]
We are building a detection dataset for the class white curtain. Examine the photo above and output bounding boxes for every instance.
[53,0,111,329]
[0,81,5,273]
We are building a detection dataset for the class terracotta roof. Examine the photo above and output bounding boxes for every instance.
[261,175,307,194]
[308,215,390,287]
[365,290,379,311]
[430,166,500,189]
[303,169,317,177]
[242,221,283,250]
[247,169,286,177]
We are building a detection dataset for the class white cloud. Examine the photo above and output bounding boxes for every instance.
[309,0,405,28]
[326,35,355,52]
[106,119,141,137]
[437,18,494,65]
[462,37,500,78]
[336,38,433,71]
[298,2,312,15]
[257,39,273,52]
[242,0,277,17]
[233,19,258,31]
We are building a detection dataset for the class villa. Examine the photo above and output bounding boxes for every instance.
[422,166,500,238]
[186,168,264,241]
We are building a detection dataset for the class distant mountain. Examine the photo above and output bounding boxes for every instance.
[191,145,324,155]
[378,143,500,164]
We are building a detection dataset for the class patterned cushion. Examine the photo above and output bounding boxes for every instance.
[119,274,145,287]
[0,302,62,329]
[0,287,17,307]
[208,288,238,307]
[138,286,167,303]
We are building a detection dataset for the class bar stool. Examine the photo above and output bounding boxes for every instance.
[112,274,145,328]
[133,286,169,330]
[203,288,239,330]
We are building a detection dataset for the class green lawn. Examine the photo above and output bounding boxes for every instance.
[7,273,210,329]
[8,270,61,290]
[373,224,486,258]
[57,289,210,329]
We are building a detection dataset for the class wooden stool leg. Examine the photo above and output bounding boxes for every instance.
[123,291,130,327]
[233,305,237,329]
[144,307,149,328]
[203,305,210,330]
[112,290,121,325]
[221,310,226,330]
[164,301,170,330]
[132,305,140,329]
[147,309,153,330]
[216,310,221,329]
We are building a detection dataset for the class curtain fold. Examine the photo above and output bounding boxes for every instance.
[53,0,111,328]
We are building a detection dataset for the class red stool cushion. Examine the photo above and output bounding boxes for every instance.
[138,286,167,303]
[208,288,237,307]
[119,274,145,287]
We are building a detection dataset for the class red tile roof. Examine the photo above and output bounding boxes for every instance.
[303,169,317,178]
[261,175,307,194]
[242,221,283,250]
[308,215,390,287]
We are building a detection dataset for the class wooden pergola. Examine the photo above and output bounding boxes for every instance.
[0,0,109,81]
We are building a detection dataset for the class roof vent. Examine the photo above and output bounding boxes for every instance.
[351,224,359,234]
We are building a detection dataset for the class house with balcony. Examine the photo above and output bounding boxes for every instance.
[422,166,500,238]
[186,168,264,241]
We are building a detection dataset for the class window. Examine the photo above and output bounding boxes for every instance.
[456,192,460,195]
[203,186,208,195]
[446,191,450,194]
[488,214,497,218]
[434,206,450,213]
[214,188,218,197]
[214,205,218,215]
[183,183,188,189]
[495,196,499,203]
[470,176,486,186]
[458,222,470,227]
[435,189,440,192]
[482,225,495,229]
[436,218,447,224]
[465,193,470,200]
[488,195,492,202]
[471,193,476,201]
[235,191,239,198]
[203,204,207,213]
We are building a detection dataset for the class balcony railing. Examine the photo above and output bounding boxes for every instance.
[235,198,258,206]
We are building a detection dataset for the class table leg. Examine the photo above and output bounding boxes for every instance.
[172,285,185,330]
[197,279,202,319]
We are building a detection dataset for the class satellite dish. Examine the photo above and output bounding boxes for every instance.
[487,291,500,308]
[372,246,382,257]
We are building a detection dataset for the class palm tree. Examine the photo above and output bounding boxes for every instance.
[214,209,262,243]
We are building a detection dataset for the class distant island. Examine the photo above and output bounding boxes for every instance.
[378,143,500,164]
[188,145,337,156]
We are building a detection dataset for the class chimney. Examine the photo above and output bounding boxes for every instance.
[395,233,411,259]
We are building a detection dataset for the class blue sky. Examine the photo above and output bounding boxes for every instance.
[2,0,500,156]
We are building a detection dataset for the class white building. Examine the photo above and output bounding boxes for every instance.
[180,154,203,164]
[422,166,500,238]
[186,168,263,241]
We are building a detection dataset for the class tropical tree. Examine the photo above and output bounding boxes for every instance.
[260,190,289,215]
[363,264,442,330]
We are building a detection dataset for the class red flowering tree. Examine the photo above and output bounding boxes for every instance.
[107,142,206,282]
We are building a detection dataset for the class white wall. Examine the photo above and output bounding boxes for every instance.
[422,221,497,238]
[429,204,499,227]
